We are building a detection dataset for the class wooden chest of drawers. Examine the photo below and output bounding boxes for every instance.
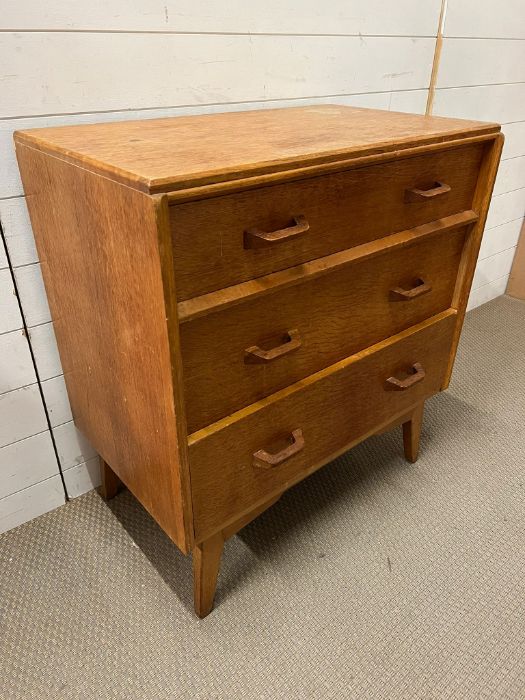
[15,106,502,617]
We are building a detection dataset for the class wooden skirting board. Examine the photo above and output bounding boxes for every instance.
[506,219,525,301]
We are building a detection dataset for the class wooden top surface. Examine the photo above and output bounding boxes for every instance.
[14,105,500,194]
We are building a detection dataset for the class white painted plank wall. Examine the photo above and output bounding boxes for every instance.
[0,234,63,532]
[1,1,442,35]
[434,0,525,311]
[2,0,523,529]
[0,2,440,527]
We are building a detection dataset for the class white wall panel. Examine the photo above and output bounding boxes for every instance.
[502,121,525,160]
[40,375,72,428]
[13,263,51,327]
[479,218,524,260]
[0,33,434,118]
[0,329,35,394]
[387,90,428,114]
[0,268,23,334]
[0,384,48,448]
[433,84,525,124]
[472,247,517,289]
[53,421,97,471]
[467,275,510,311]
[1,1,442,36]
[493,156,525,196]
[0,475,65,533]
[0,431,58,499]
[0,239,8,270]
[485,189,525,229]
[444,0,525,39]
[27,322,61,381]
[63,457,101,499]
[0,197,38,267]
[437,39,525,88]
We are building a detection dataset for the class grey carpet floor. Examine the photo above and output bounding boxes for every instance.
[1,295,524,700]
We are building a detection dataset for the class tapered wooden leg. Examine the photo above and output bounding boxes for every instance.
[192,492,282,617]
[193,532,224,618]
[402,401,425,463]
[98,457,123,500]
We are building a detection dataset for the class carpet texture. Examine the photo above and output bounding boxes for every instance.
[1,295,524,700]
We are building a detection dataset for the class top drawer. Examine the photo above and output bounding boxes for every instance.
[170,142,485,300]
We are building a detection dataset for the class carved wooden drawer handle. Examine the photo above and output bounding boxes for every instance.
[385,362,426,391]
[405,181,451,202]
[245,329,302,364]
[253,429,305,469]
[389,278,432,301]
[244,215,309,248]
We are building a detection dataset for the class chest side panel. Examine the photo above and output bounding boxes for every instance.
[15,142,192,553]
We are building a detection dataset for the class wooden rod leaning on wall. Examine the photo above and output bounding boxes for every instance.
[506,219,525,300]
[426,0,448,116]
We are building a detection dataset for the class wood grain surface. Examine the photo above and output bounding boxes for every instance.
[443,134,504,386]
[14,142,193,552]
[14,105,499,193]
[170,142,484,299]
[13,105,502,616]
[506,219,525,300]
[188,311,457,540]
[177,211,477,323]
[181,226,467,432]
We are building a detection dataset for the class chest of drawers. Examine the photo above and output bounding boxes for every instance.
[15,106,502,617]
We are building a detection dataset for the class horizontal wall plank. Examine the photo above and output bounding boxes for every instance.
[437,39,525,88]
[502,121,525,160]
[433,84,525,124]
[0,1,442,36]
[63,457,101,499]
[0,328,35,394]
[0,196,37,267]
[0,33,434,118]
[13,263,51,327]
[467,275,510,311]
[53,421,97,471]
[0,239,8,270]
[27,322,62,381]
[1,90,428,198]
[444,0,525,40]
[0,268,23,334]
[480,217,524,260]
[40,375,72,428]
[472,247,516,289]
[485,189,525,229]
[0,431,58,500]
[0,475,65,534]
[0,384,48,448]
[493,155,525,196]
[387,89,428,114]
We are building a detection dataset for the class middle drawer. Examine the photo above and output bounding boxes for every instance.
[180,225,466,433]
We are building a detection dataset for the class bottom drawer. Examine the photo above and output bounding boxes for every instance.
[189,311,457,540]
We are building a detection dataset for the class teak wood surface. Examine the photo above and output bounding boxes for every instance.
[507,219,525,300]
[170,142,483,299]
[15,145,193,553]
[14,105,502,617]
[177,210,477,323]
[188,312,456,540]
[181,226,467,432]
[14,105,499,194]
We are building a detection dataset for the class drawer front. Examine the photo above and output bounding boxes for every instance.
[189,312,456,540]
[181,227,466,432]
[170,142,484,300]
